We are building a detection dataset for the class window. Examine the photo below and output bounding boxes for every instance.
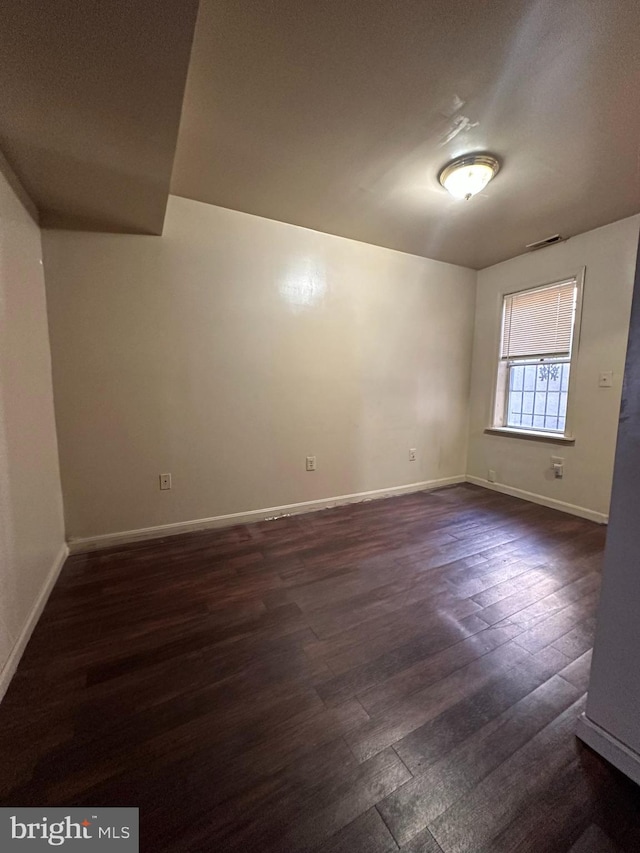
[493,276,582,436]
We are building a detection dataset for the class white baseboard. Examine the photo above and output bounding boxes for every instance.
[0,542,69,703]
[465,476,608,524]
[67,473,608,554]
[576,713,640,785]
[68,475,467,554]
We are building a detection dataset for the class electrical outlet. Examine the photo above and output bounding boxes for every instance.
[551,456,564,479]
[409,448,417,462]
[488,469,497,483]
[306,456,317,472]
[159,473,172,490]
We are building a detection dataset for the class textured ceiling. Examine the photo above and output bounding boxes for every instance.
[0,1,199,234]
[171,0,640,269]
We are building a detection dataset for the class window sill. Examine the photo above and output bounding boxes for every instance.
[484,427,575,444]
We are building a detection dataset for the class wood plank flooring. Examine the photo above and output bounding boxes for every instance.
[1,484,639,852]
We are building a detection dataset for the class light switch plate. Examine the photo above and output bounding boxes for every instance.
[598,371,613,388]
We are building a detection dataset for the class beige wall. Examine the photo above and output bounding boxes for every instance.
[0,161,65,695]
[42,196,476,544]
[467,215,640,521]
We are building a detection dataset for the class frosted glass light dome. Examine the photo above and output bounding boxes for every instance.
[439,154,500,200]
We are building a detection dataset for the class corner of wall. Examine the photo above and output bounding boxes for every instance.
[0,543,68,702]
[0,146,67,702]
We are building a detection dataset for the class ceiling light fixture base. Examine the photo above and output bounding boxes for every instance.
[438,153,501,200]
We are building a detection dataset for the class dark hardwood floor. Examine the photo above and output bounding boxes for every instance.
[1,484,639,852]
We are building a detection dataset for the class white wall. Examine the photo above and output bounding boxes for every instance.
[0,159,65,697]
[42,196,476,544]
[466,215,640,521]
[578,237,640,778]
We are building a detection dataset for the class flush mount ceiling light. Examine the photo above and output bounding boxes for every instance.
[438,153,500,200]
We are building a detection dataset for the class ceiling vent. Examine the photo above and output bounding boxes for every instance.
[525,234,564,251]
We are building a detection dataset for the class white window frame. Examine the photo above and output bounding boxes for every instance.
[489,267,585,441]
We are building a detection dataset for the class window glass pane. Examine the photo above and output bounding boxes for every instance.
[504,358,569,433]
[549,365,562,390]
[523,366,536,391]
[509,391,523,416]
[546,393,560,416]
[511,365,524,391]
[559,393,568,417]
[535,366,548,390]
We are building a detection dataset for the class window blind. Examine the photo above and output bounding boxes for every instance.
[500,279,577,359]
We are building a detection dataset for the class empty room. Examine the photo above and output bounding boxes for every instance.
[2,1,640,851]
